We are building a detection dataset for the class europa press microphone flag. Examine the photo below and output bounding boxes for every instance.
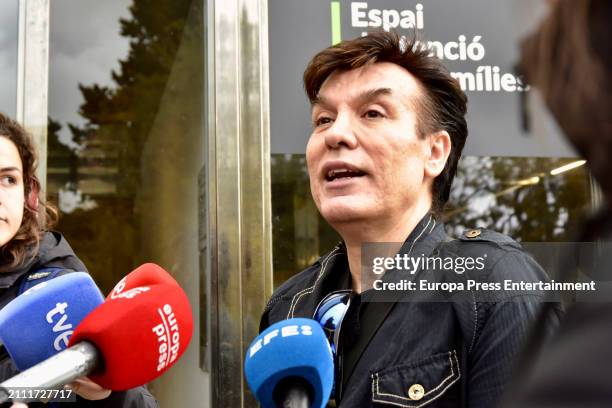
[0,272,104,370]
[0,263,193,400]
[69,263,194,389]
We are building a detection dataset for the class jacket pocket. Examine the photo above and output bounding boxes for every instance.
[371,350,461,407]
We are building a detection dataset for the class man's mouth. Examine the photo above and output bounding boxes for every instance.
[325,168,366,181]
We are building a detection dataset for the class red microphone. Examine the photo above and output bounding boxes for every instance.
[106,263,181,298]
[0,263,193,400]
[69,263,193,389]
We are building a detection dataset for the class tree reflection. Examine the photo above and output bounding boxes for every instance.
[446,156,590,242]
[47,0,199,293]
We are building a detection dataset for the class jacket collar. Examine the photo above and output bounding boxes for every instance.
[290,213,446,318]
[0,231,69,289]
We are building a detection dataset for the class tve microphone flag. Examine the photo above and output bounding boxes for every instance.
[0,272,104,370]
[68,263,193,390]
[244,318,334,408]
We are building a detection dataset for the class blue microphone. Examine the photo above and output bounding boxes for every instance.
[244,318,334,408]
[0,272,104,370]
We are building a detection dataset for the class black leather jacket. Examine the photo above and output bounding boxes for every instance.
[261,215,556,407]
[0,231,158,408]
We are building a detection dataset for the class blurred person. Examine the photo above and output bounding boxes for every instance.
[0,112,158,407]
[503,0,612,406]
[260,30,554,407]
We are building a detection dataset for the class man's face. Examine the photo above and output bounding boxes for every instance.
[306,62,435,226]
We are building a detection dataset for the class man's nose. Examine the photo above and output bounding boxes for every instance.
[324,114,358,149]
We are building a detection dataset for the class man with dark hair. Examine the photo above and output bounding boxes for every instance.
[303,32,467,216]
[260,30,552,407]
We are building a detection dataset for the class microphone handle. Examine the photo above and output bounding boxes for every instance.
[0,341,100,403]
[276,376,312,408]
[282,387,311,408]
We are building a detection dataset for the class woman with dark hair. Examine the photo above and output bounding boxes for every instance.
[0,112,158,407]
[0,113,59,274]
[505,0,612,406]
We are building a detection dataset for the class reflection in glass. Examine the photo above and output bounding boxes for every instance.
[47,3,205,404]
[272,154,592,289]
[272,154,339,288]
[446,157,590,241]
[47,0,204,294]
[0,0,18,117]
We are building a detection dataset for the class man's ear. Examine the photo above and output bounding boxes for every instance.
[424,130,451,179]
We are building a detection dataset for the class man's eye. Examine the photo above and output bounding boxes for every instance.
[315,117,333,126]
[364,110,383,119]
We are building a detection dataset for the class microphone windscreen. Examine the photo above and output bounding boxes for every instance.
[106,263,180,300]
[244,318,334,408]
[69,264,193,390]
[0,272,104,370]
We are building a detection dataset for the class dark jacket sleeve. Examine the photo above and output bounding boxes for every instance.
[466,296,544,407]
[462,250,560,408]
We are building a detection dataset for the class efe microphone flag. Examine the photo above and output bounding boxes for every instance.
[244,318,334,408]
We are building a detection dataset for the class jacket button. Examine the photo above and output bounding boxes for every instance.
[408,383,425,400]
[465,229,481,238]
